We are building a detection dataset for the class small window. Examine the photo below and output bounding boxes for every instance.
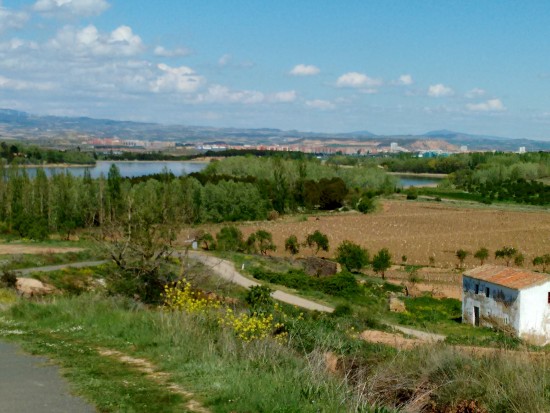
[485,287,490,298]
[548,292,550,304]
[475,284,479,294]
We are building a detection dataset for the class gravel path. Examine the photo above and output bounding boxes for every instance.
[187,251,334,313]
[0,341,96,413]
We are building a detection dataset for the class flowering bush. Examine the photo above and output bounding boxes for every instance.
[218,308,286,343]
[164,279,290,343]
[163,279,220,313]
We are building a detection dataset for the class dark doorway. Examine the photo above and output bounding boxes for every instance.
[474,306,480,327]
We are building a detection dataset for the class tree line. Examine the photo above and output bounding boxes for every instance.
[0,156,397,240]
[1,141,95,165]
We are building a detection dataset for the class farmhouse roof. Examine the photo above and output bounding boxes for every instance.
[464,265,550,290]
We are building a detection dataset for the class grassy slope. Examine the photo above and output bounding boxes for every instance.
[0,294,355,413]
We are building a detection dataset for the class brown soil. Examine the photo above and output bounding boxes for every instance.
[214,200,550,269]
[360,330,425,349]
[185,199,550,299]
[0,245,83,255]
[360,329,549,361]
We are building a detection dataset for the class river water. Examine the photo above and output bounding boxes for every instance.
[396,175,444,188]
[19,161,208,178]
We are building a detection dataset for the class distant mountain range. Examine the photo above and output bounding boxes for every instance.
[1,108,549,151]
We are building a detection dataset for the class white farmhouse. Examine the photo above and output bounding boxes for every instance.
[462,265,550,345]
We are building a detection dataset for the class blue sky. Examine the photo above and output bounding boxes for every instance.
[1,0,550,139]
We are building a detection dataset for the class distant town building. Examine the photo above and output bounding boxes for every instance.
[462,265,550,345]
[519,146,526,154]
[460,145,468,152]
[390,142,398,152]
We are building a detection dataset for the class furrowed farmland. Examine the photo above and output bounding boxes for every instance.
[222,200,550,270]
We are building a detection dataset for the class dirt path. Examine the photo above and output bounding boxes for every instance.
[389,325,446,342]
[0,340,96,413]
[0,245,83,255]
[98,348,210,413]
[15,260,108,276]
[361,326,549,359]
[187,251,334,313]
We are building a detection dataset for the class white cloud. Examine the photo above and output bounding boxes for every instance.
[305,99,335,110]
[269,90,297,103]
[0,4,28,32]
[33,0,109,18]
[0,38,38,51]
[427,83,454,97]
[150,63,205,93]
[465,88,486,98]
[196,85,265,104]
[154,45,190,58]
[336,72,382,88]
[395,74,413,85]
[49,24,143,56]
[466,99,506,112]
[0,75,54,91]
[289,64,320,76]
[216,54,254,69]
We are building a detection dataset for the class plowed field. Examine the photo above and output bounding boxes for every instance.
[230,200,550,270]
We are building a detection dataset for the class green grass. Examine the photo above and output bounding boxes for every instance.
[390,295,523,348]
[2,250,548,412]
[27,264,111,294]
[218,252,520,347]
[0,295,359,413]
[0,249,105,270]
[0,287,18,306]
[2,281,549,412]
[0,235,97,248]
[218,252,532,351]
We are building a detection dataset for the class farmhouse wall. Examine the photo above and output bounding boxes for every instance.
[518,282,550,345]
[462,275,520,331]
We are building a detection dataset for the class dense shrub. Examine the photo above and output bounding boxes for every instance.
[0,267,17,289]
[356,196,376,213]
[250,268,361,298]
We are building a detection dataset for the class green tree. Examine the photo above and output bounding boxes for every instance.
[305,230,329,255]
[336,240,369,272]
[318,177,348,210]
[474,247,489,266]
[514,253,525,267]
[216,226,244,252]
[284,235,300,256]
[195,230,215,250]
[532,254,550,272]
[101,187,180,303]
[455,249,469,268]
[107,164,122,221]
[495,246,518,267]
[372,248,392,279]
[253,230,276,255]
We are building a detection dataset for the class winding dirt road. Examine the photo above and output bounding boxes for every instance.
[186,251,334,313]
